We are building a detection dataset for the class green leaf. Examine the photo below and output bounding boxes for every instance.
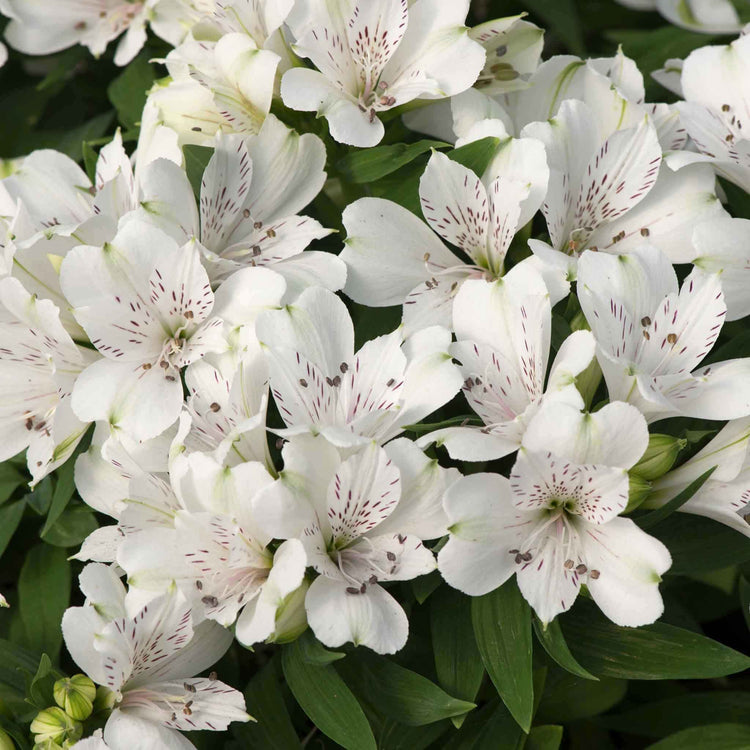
[368,156,426,216]
[0,463,24,506]
[533,618,598,681]
[447,137,501,177]
[452,700,526,750]
[183,144,214,199]
[17,545,71,663]
[522,0,584,54]
[41,505,98,548]
[535,671,627,724]
[0,715,31,750]
[650,514,750,573]
[526,725,564,750]
[647,723,750,750]
[338,140,448,183]
[560,599,750,679]
[471,580,534,732]
[338,652,476,727]
[412,571,443,604]
[635,466,717,530]
[24,478,52,516]
[41,460,77,538]
[378,719,451,750]
[25,654,60,711]
[281,638,375,750]
[82,142,99,184]
[296,629,345,665]
[0,501,26,560]
[107,54,157,128]
[0,639,40,693]
[739,576,750,631]
[430,587,484,727]
[603,691,750,738]
[48,111,115,163]
[233,657,300,749]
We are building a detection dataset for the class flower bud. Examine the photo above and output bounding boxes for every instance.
[93,686,117,713]
[32,740,64,750]
[627,473,652,512]
[53,674,96,721]
[0,728,14,750]
[631,434,687,481]
[267,579,310,644]
[29,707,81,745]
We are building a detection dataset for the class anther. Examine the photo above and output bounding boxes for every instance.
[340,362,349,373]
[184,683,196,693]
[641,316,651,326]
[201,595,219,608]
[243,209,250,218]
[346,587,360,595]
[667,333,677,344]
[299,378,308,387]
[575,564,587,575]
[254,221,262,229]
[386,551,396,561]
[640,227,650,236]
[142,363,152,370]
[589,569,600,579]
[210,402,221,412]
[267,228,276,238]
[209,671,218,681]
[386,378,395,386]
[564,559,574,569]
[25,418,33,430]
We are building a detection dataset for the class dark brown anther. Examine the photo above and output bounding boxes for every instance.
[252,245,262,256]
[360,582,367,593]
[254,221,263,229]
[589,569,600,579]
[191,126,202,132]
[267,228,276,238]
[159,360,169,369]
[209,671,218,681]
[201,595,219,607]
[515,554,524,564]
[564,559,574,569]
[142,362,152,370]
[184,683,196,693]
[210,402,221,412]
[641,316,651,327]
[196,580,203,590]
[575,564,588,575]
[184,310,194,319]
[243,209,251,218]
[299,378,308,387]
[386,551,396,561]
[640,227,650,236]
[667,333,678,344]
[340,362,349,373]
[386,378,395,386]
[25,418,33,430]
[369,575,378,584]
[331,375,341,387]
[346,587,360,595]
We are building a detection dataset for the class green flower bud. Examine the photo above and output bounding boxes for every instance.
[53,675,96,721]
[631,434,687,481]
[29,707,81,745]
[33,740,64,750]
[575,359,602,409]
[93,686,117,714]
[267,579,310,644]
[0,728,14,750]
[627,473,652,512]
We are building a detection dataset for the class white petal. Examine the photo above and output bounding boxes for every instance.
[305,576,408,654]
[581,516,671,626]
[104,710,194,750]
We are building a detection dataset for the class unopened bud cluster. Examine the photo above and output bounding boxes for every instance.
[29,674,96,748]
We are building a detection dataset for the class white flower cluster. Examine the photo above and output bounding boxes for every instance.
[2,1,750,747]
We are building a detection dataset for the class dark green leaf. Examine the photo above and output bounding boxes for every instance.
[740,576,750,631]
[636,466,717,530]
[41,505,98,548]
[296,629,345,665]
[603,691,750,738]
[107,54,156,128]
[368,156,426,215]
[0,715,31,750]
[338,140,448,183]
[49,111,115,162]
[647,723,750,749]
[233,657,300,749]
[430,587,484,727]
[339,652,475,727]
[560,599,750,679]
[448,137,501,178]
[0,501,25,560]
[183,145,213,199]
[0,639,40,692]
[17,545,71,663]
[24,478,52,516]
[25,654,60,710]
[378,719,451,750]
[535,671,627,724]
[0,463,24,507]
[82,142,99,184]
[533,617,598,681]
[650,514,750,573]
[41,460,77,538]
[451,699,526,750]
[471,580,534,732]
[526,725,564,750]
[522,0,584,54]
[412,571,443,604]
[282,638,375,750]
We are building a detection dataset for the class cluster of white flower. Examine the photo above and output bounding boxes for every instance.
[2,1,750,747]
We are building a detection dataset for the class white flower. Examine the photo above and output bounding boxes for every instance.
[134,116,342,294]
[0,277,95,484]
[418,267,595,460]
[439,401,672,626]
[256,286,462,447]
[59,220,226,441]
[614,0,741,34]
[577,245,750,423]
[341,143,548,333]
[281,0,485,147]
[674,32,750,193]
[649,417,750,538]
[255,437,456,652]
[62,564,250,749]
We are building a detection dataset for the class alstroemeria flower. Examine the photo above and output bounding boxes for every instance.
[0,277,96,484]
[614,0,741,34]
[281,0,485,147]
[256,286,462,447]
[418,266,595,460]
[439,401,672,626]
[117,450,307,647]
[133,116,342,294]
[255,436,457,653]
[341,142,548,333]
[59,220,226,441]
[673,32,750,193]
[648,417,750,538]
[63,564,250,750]
[577,244,750,422]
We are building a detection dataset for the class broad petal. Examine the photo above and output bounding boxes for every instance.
[438,473,524,596]
[418,424,523,461]
[341,196,461,307]
[272,251,347,302]
[104,710,194,750]
[581,516,671,626]
[305,576,408,654]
